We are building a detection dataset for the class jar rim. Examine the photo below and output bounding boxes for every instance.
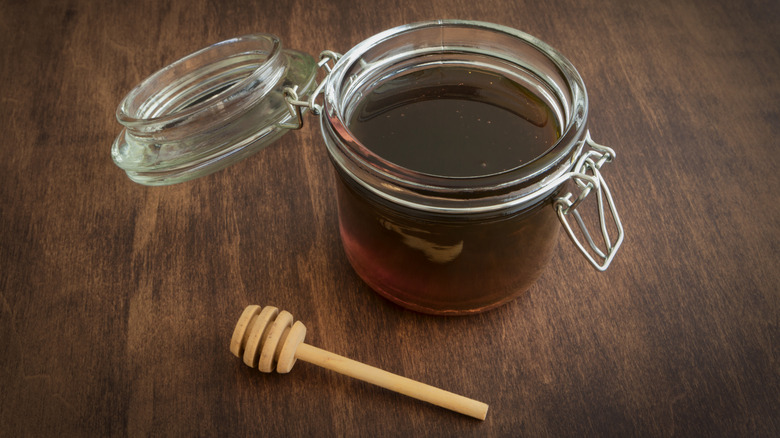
[322,20,589,214]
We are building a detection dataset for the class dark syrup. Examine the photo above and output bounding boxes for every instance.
[338,67,562,314]
[347,67,559,177]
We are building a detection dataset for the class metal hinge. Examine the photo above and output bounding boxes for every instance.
[280,51,341,130]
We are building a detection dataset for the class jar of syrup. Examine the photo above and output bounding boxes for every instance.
[112,20,624,315]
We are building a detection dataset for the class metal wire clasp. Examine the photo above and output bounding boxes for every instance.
[280,51,341,130]
[553,131,624,271]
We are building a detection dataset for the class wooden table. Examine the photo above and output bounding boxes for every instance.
[1,0,777,435]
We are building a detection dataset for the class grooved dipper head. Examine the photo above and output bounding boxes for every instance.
[230,305,307,374]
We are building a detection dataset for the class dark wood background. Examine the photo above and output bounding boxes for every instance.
[1,0,777,436]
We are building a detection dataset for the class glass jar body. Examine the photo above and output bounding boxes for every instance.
[320,21,590,314]
[334,170,564,314]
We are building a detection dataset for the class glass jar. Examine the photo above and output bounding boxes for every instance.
[112,20,624,315]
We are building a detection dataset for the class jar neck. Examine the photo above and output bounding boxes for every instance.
[321,20,589,214]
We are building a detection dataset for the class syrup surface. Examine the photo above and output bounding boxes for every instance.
[347,66,560,177]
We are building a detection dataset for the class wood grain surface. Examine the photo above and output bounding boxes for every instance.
[1,0,778,436]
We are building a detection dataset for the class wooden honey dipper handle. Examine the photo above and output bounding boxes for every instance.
[230,305,489,420]
[294,343,488,420]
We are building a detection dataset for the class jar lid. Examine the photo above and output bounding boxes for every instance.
[111,34,317,185]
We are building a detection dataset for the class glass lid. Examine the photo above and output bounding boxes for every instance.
[111,34,317,185]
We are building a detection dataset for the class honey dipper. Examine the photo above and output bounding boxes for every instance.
[230,305,489,420]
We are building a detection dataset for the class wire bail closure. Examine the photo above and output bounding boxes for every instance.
[281,51,341,130]
[554,131,624,271]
